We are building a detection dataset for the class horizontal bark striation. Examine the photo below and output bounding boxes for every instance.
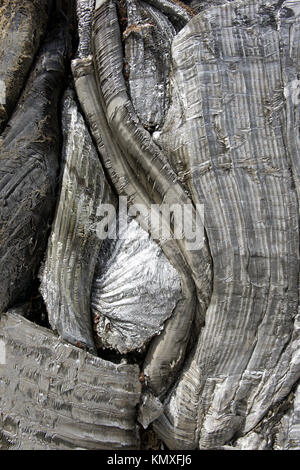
[124,0,175,130]
[0,311,141,449]
[0,20,68,313]
[0,0,50,131]
[91,213,181,354]
[76,0,95,58]
[153,0,300,449]
[39,90,115,353]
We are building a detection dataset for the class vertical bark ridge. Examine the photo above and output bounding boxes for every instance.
[0,17,69,313]
[72,54,197,400]
[39,90,115,353]
[0,0,50,131]
[153,0,300,449]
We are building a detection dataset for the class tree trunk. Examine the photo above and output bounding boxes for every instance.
[0,0,299,450]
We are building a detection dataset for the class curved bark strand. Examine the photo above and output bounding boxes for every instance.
[92,0,212,309]
[39,90,115,353]
[144,0,193,29]
[0,0,50,132]
[72,55,197,404]
[0,16,69,313]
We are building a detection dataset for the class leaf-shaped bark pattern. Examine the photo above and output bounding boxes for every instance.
[91,213,181,354]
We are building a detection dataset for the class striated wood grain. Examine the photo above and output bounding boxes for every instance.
[0,311,141,449]
[0,18,69,313]
[124,0,176,130]
[153,0,300,449]
[0,0,50,131]
[39,90,115,353]
[0,0,298,451]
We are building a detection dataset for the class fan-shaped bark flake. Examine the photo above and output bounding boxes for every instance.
[91,213,182,354]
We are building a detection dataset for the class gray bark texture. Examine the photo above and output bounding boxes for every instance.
[0,0,299,451]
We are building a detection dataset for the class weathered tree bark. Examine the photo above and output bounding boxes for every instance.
[0,12,69,312]
[0,0,299,451]
[0,0,50,131]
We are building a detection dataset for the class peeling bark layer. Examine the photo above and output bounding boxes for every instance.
[0,311,141,450]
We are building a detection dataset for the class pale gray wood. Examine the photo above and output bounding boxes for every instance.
[0,311,141,449]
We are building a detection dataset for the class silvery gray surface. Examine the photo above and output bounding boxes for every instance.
[76,0,95,58]
[0,0,299,452]
[124,0,176,130]
[0,311,141,450]
[91,214,182,354]
[39,90,115,353]
[153,0,300,449]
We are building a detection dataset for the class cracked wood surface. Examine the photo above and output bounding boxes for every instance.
[0,311,141,450]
